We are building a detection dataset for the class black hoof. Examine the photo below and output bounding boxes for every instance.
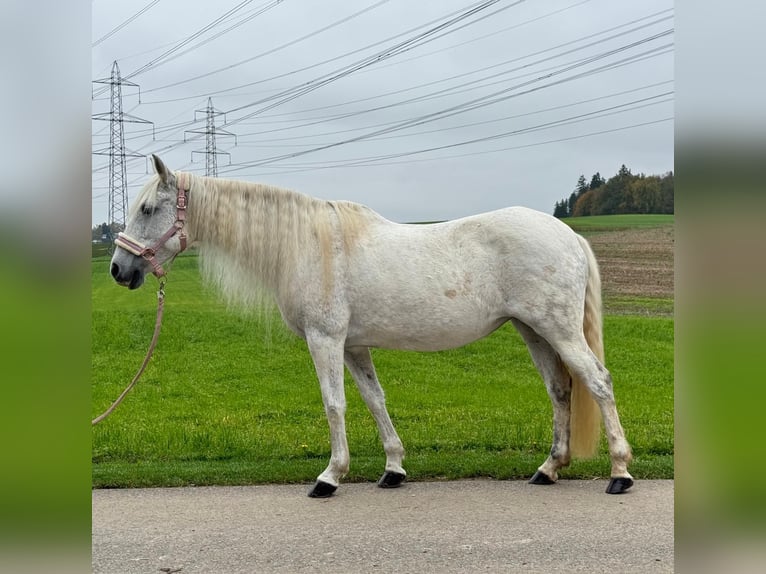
[308,480,337,498]
[606,476,634,494]
[528,470,556,485]
[378,471,406,488]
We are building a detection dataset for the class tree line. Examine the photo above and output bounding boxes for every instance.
[553,165,673,218]
[91,222,122,242]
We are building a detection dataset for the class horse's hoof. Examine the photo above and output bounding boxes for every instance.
[606,476,634,494]
[378,471,406,488]
[528,470,556,485]
[308,480,337,498]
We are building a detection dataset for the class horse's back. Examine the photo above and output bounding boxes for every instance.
[354,206,584,283]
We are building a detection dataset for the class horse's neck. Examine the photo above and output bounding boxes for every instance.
[188,176,283,244]
[188,175,326,290]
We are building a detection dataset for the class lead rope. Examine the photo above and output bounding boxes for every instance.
[92,280,166,426]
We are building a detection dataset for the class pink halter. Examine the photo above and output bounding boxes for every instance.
[114,172,189,278]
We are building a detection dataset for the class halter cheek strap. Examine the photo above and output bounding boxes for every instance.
[114,172,190,278]
[175,171,188,252]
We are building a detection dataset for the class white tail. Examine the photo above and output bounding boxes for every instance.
[569,234,604,458]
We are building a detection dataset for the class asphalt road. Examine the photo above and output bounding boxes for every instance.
[92,479,673,573]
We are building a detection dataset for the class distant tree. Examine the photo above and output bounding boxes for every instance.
[554,174,596,217]
[639,175,665,213]
[660,171,674,213]
[567,192,578,217]
[589,172,605,190]
[623,176,647,213]
[91,222,123,242]
[617,164,631,179]
[573,188,596,216]
[92,222,111,241]
[575,174,589,196]
[553,199,568,218]
[592,165,633,215]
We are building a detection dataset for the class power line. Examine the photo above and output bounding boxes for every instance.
[136,3,669,108]
[143,0,394,95]
[358,4,672,77]
[114,3,668,143]
[222,0,515,119]
[225,21,673,141]
[99,0,519,162]
[105,32,669,179]
[123,0,257,80]
[243,12,673,124]
[92,30,671,180]
[110,7,673,163]
[234,80,673,146]
[92,0,258,98]
[218,30,673,173]
[94,0,293,70]
[268,93,674,169]
[141,0,495,96]
[92,98,210,165]
[133,0,288,73]
[236,117,674,178]
[352,118,675,168]
[92,0,162,47]
[116,3,607,140]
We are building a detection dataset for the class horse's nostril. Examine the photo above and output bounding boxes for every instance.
[111,262,120,280]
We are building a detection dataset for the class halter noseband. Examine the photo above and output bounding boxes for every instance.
[114,172,190,278]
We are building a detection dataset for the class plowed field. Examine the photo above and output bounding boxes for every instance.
[585,224,674,316]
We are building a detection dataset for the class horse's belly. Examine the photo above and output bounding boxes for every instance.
[346,312,507,352]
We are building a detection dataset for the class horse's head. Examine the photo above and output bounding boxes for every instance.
[110,154,188,289]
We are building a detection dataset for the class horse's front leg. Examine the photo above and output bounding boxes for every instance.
[344,346,406,488]
[305,330,349,498]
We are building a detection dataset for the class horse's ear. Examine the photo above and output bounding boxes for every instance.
[151,154,170,185]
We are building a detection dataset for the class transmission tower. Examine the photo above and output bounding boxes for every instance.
[92,61,154,243]
[185,97,236,176]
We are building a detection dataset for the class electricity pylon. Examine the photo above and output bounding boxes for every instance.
[92,61,154,243]
[185,97,236,176]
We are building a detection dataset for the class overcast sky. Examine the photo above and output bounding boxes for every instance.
[91,0,673,225]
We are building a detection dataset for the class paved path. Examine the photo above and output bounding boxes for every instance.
[93,479,673,573]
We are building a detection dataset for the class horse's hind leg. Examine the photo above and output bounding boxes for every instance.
[344,346,406,488]
[512,319,573,485]
[554,339,634,494]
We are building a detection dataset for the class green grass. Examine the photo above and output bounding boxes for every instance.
[92,242,111,258]
[92,253,673,487]
[561,213,674,231]
[603,295,674,317]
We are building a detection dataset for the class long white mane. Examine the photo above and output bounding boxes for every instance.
[158,173,373,311]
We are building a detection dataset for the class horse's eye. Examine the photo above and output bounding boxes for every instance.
[141,203,155,215]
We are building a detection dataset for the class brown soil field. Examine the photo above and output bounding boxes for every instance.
[585,225,674,316]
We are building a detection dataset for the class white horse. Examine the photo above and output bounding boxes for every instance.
[110,155,633,497]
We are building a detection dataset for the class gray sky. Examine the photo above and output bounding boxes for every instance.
[91,0,674,225]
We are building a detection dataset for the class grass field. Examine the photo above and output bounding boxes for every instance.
[561,213,674,231]
[92,214,674,488]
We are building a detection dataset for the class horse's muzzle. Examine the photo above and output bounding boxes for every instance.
[111,262,145,290]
